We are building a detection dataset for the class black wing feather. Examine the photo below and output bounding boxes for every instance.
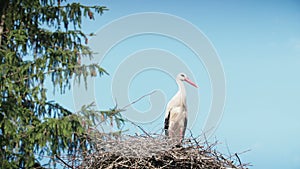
[164,111,170,136]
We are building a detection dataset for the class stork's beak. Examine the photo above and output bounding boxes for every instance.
[184,78,198,88]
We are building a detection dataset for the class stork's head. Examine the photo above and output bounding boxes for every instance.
[177,73,198,88]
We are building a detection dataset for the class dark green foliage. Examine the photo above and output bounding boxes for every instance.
[0,0,119,168]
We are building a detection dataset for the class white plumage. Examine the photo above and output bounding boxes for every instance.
[164,73,198,143]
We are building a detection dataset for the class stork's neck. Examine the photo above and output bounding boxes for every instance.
[176,79,187,106]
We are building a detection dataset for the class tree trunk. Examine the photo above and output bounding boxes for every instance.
[0,14,5,46]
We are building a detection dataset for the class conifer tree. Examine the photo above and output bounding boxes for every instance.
[0,0,121,168]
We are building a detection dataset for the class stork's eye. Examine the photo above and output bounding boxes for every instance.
[181,74,185,77]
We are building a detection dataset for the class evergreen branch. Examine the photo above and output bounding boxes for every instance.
[48,4,108,11]
[2,64,107,83]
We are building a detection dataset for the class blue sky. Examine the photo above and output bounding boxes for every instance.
[49,0,300,168]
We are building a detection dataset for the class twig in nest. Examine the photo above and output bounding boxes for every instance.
[92,90,157,132]
[225,140,232,160]
[119,90,157,136]
[121,90,157,110]
[188,129,202,149]
[235,153,243,168]
[127,119,151,137]
[55,154,73,169]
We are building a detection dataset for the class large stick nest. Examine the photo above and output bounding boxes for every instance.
[79,133,249,169]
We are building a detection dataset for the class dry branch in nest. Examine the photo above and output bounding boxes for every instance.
[79,133,249,169]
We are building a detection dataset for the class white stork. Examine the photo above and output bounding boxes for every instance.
[164,73,198,143]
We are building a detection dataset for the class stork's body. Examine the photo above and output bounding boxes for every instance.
[164,73,198,143]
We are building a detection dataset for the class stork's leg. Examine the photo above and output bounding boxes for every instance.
[180,128,183,143]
